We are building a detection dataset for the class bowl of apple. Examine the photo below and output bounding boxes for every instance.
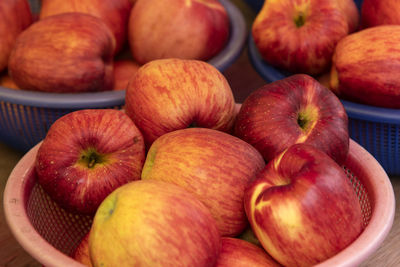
[0,0,247,153]
[3,58,396,266]
[247,0,400,176]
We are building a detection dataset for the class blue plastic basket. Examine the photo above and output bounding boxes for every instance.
[247,0,400,175]
[0,0,247,153]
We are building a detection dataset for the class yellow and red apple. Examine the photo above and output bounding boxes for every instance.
[244,144,364,266]
[89,180,221,266]
[216,237,281,267]
[8,13,115,93]
[128,0,230,64]
[39,0,132,54]
[141,127,265,237]
[234,74,349,165]
[125,58,236,147]
[112,59,140,90]
[35,109,145,215]
[361,0,400,28]
[252,0,359,75]
[330,25,400,108]
[0,0,32,72]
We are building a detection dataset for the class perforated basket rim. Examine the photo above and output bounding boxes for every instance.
[247,34,400,124]
[3,139,395,267]
[0,0,247,109]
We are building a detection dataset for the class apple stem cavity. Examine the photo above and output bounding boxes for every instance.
[79,149,106,169]
[294,12,306,28]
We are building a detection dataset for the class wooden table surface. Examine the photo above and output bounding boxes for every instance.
[1,1,399,266]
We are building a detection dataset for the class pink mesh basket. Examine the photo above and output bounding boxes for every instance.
[3,139,396,267]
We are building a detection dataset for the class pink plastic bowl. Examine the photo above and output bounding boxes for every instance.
[3,139,396,267]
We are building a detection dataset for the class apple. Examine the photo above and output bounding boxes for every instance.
[72,231,92,267]
[141,127,265,237]
[127,0,230,65]
[35,109,146,215]
[8,13,115,93]
[125,58,236,147]
[330,25,400,108]
[89,179,221,267]
[252,0,359,75]
[216,237,281,267]
[234,74,349,165]
[244,143,364,266]
[112,59,140,90]
[0,0,32,72]
[39,0,132,54]
[361,0,400,29]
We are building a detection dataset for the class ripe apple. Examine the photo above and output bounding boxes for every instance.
[0,0,32,72]
[89,179,221,267]
[234,74,349,165]
[72,231,92,267]
[361,0,400,28]
[330,25,400,108]
[8,13,115,93]
[125,58,236,147]
[252,0,359,75]
[244,143,364,266]
[141,127,265,237]
[112,59,140,90]
[35,109,146,215]
[128,0,230,65]
[39,0,132,54]
[216,237,281,267]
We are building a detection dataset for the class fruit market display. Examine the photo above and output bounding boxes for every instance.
[2,0,397,266]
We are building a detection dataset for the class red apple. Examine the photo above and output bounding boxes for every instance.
[89,179,221,266]
[35,109,146,215]
[8,13,115,93]
[112,59,140,90]
[252,0,359,75]
[39,0,132,54]
[72,231,92,267]
[361,0,400,28]
[128,0,229,65]
[234,74,349,165]
[216,237,281,267]
[330,25,400,108]
[0,0,32,72]
[141,127,265,237]
[125,58,236,147]
[244,143,364,266]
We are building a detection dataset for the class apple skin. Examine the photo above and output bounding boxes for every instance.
[8,13,115,93]
[72,231,92,267]
[0,0,32,72]
[125,58,236,147]
[39,0,132,54]
[128,0,229,65]
[361,0,400,28]
[35,109,146,215]
[244,144,364,266]
[141,127,265,237]
[216,237,281,267]
[112,59,140,90]
[234,74,349,165]
[330,25,400,108]
[89,179,221,267]
[252,0,359,75]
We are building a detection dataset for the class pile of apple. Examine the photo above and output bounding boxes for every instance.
[34,58,364,267]
[0,0,229,92]
[252,0,400,109]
